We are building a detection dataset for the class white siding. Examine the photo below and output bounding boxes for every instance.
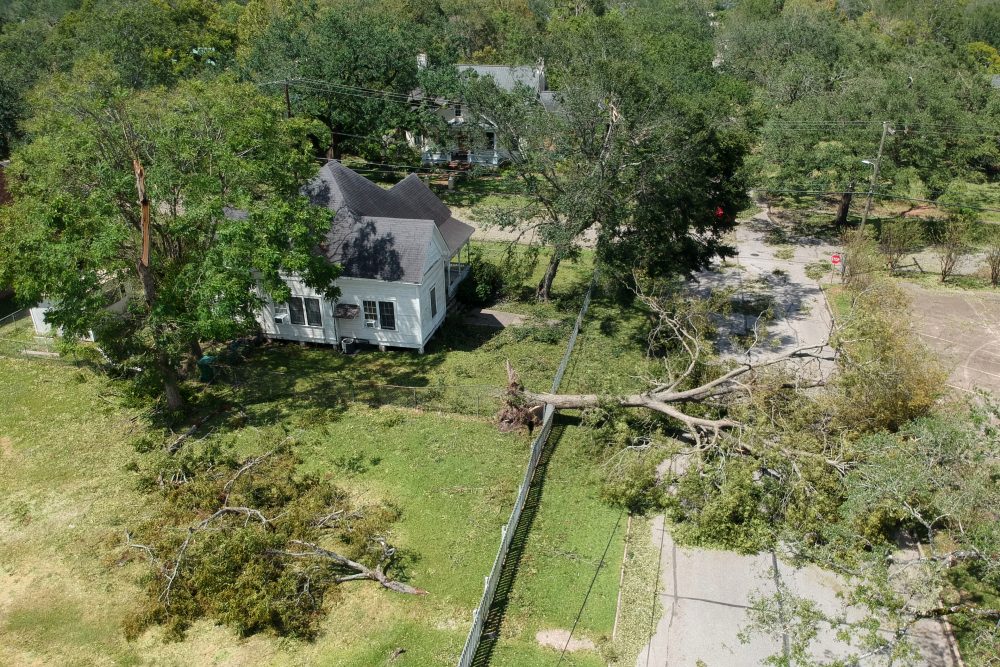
[333,278,423,348]
[256,227,456,351]
[418,260,448,347]
[256,275,337,344]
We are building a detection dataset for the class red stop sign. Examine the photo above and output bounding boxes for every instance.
[831,253,842,266]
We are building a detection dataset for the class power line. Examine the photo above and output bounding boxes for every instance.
[752,188,1000,215]
[556,508,626,666]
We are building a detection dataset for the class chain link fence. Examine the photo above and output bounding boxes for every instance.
[339,382,503,417]
[0,309,59,359]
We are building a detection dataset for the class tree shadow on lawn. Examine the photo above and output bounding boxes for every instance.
[471,414,576,667]
[182,317,508,428]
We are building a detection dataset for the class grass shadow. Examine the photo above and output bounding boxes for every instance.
[470,415,572,667]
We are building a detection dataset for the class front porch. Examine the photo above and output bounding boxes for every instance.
[447,241,472,297]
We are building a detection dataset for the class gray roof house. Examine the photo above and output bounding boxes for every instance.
[409,57,558,167]
[255,161,474,353]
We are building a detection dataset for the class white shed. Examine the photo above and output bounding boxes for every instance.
[256,161,474,353]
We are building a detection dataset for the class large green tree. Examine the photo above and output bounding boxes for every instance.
[468,4,751,299]
[0,61,339,410]
[721,0,1000,222]
[238,0,455,163]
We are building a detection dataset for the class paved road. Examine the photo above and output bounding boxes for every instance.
[636,518,960,667]
[692,215,838,374]
[636,219,961,667]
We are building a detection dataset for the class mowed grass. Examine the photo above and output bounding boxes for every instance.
[483,281,660,665]
[487,419,628,666]
[0,355,534,666]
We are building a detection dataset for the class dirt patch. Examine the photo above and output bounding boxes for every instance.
[535,629,597,652]
[902,284,1000,395]
[464,308,528,328]
[0,436,13,458]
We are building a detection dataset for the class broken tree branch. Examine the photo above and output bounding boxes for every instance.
[273,539,427,596]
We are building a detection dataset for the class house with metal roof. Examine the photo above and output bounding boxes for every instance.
[410,57,557,168]
[255,161,474,352]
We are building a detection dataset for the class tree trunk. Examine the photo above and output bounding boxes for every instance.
[136,258,185,412]
[536,254,561,301]
[189,340,203,360]
[159,355,185,412]
[835,184,854,226]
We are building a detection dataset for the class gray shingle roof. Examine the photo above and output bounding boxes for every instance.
[439,217,475,254]
[304,162,474,283]
[388,174,451,223]
[322,214,434,283]
[457,64,544,92]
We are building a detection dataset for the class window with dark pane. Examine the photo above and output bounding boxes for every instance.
[378,301,396,330]
[304,298,322,326]
[288,297,305,325]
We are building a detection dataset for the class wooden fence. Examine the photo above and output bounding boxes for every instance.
[457,270,598,667]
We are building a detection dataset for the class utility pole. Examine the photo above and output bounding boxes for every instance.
[859,120,891,232]
[132,158,150,269]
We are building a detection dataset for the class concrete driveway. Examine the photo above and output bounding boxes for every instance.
[636,518,960,667]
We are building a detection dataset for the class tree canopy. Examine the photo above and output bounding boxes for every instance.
[0,61,339,409]
[467,3,752,298]
[720,0,1000,220]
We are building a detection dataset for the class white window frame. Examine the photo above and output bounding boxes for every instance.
[286,296,323,328]
[274,302,289,323]
[378,301,396,331]
[363,300,378,328]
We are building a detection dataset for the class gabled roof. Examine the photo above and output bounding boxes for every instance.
[323,215,435,283]
[304,162,474,283]
[458,64,545,93]
[387,174,451,224]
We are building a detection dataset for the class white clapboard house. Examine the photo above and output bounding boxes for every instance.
[409,56,559,167]
[256,161,474,352]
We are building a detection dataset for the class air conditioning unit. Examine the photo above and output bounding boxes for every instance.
[274,315,285,324]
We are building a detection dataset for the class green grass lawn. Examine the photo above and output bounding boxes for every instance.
[896,270,998,292]
[481,280,660,665]
[0,231,667,666]
[0,245,620,666]
[0,354,539,666]
[485,419,628,666]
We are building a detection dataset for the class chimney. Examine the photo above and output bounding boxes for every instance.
[534,57,546,92]
[417,53,428,70]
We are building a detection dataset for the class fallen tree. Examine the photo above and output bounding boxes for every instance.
[122,440,421,641]
[501,282,835,443]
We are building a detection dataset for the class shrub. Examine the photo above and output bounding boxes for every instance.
[878,219,923,271]
[456,250,504,305]
[932,212,974,283]
[832,278,945,433]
